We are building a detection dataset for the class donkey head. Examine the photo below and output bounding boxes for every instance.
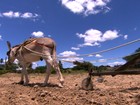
[6,41,16,64]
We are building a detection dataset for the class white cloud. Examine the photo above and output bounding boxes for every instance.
[61,57,84,63]
[90,58,107,63]
[59,51,83,62]
[108,61,125,67]
[98,59,107,62]
[32,62,38,69]
[77,29,120,47]
[31,31,44,37]
[0,11,39,19]
[60,0,111,16]
[14,59,19,64]
[101,30,119,41]
[21,12,39,19]
[0,35,2,40]
[84,29,102,43]
[59,51,78,57]
[71,47,80,50]
[48,34,52,37]
[2,11,20,18]
[134,27,137,31]
[88,54,93,57]
[95,54,102,58]
[63,1,84,13]
[124,35,128,40]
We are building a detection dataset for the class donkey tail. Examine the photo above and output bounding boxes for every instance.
[52,42,57,61]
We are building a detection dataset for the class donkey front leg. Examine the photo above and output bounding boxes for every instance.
[21,66,29,85]
[18,72,24,84]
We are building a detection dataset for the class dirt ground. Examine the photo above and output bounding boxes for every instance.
[0,73,140,105]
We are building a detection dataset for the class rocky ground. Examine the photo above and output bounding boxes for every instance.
[0,73,140,105]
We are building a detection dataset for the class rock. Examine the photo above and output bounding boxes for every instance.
[40,91,49,97]
[33,85,39,88]
[31,97,35,100]
[75,84,78,86]
[40,92,46,97]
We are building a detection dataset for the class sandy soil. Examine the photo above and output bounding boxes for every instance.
[0,73,140,105]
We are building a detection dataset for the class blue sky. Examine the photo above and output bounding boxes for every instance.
[0,0,140,68]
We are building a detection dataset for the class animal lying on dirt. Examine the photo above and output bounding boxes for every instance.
[6,37,64,87]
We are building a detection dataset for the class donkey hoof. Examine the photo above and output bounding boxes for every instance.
[17,81,24,85]
[42,83,48,87]
[60,80,64,85]
[58,83,64,88]
[23,82,29,86]
[23,84,28,86]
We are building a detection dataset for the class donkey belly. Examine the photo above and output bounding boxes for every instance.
[23,53,41,62]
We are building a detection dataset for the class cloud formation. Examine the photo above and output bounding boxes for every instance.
[0,11,39,19]
[95,54,102,58]
[31,31,44,37]
[59,51,78,57]
[71,47,80,50]
[59,51,83,62]
[77,29,119,47]
[124,35,128,40]
[60,0,111,16]
[0,35,2,40]
[108,61,125,67]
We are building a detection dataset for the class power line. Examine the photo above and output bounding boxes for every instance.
[61,51,140,63]
[58,38,140,58]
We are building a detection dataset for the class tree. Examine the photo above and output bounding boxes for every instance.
[123,47,140,68]
[97,65,108,72]
[123,47,140,62]
[59,60,63,70]
[0,58,4,70]
[135,47,140,52]
[35,66,46,73]
[6,63,18,71]
[0,58,3,64]
[72,61,95,71]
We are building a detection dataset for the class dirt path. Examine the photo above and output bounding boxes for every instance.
[0,73,140,105]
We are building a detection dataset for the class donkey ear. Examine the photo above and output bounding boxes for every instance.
[7,41,11,50]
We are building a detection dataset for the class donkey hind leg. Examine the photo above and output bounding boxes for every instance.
[53,60,64,88]
[43,61,51,86]
[44,56,64,87]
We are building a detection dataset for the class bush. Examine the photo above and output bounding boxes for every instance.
[0,70,12,75]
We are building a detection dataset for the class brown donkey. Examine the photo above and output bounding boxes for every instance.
[6,37,64,87]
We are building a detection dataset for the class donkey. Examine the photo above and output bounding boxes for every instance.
[6,37,64,87]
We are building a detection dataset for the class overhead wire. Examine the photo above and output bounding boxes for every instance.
[58,38,140,58]
[59,38,140,63]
